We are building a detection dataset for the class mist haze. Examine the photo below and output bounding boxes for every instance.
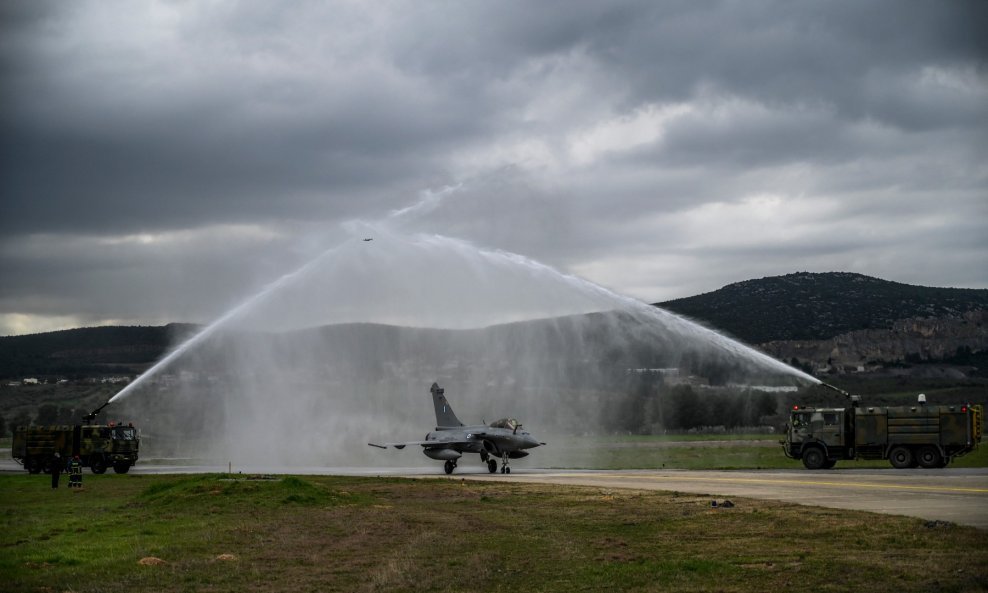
[104,225,813,467]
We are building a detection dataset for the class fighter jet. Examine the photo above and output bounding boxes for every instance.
[369,382,544,474]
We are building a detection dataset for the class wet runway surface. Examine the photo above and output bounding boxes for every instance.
[3,460,986,529]
[465,468,988,530]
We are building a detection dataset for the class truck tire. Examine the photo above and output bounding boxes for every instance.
[25,458,42,474]
[802,446,826,470]
[916,446,943,469]
[113,462,131,474]
[90,456,108,474]
[888,446,914,469]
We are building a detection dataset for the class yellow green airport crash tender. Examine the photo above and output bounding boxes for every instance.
[784,383,982,469]
[11,399,139,475]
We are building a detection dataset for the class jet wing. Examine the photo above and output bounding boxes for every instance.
[368,437,477,450]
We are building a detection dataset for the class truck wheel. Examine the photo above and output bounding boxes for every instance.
[916,446,943,469]
[26,458,41,474]
[90,457,107,474]
[888,446,914,469]
[113,462,131,474]
[802,446,826,470]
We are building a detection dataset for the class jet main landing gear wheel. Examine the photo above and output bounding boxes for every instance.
[487,459,497,473]
[443,459,457,475]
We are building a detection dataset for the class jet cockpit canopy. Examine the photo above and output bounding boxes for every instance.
[489,418,520,431]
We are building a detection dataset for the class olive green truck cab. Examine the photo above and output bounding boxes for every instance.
[12,423,140,475]
[783,392,982,469]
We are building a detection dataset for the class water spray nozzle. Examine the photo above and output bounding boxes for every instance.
[83,399,112,425]
[818,382,851,399]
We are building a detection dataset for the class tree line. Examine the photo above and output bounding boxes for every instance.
[593,373,779,434]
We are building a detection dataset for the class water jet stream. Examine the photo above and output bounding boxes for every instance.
[110,227,818,408]
[107,237,359,404]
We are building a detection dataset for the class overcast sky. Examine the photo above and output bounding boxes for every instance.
[1,1,986,336]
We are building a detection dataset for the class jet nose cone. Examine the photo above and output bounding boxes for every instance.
[524,434,542,448]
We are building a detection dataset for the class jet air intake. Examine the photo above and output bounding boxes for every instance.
[483,440,500,456]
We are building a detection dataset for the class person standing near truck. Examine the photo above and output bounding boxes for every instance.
[68,455,83,489]
[50,452,62,489]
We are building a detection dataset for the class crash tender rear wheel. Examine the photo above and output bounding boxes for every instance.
[916,446,943,469]
[888,446,914,469]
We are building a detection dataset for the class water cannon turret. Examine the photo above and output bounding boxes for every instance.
[83,399,112,425]
[818,382,851,399]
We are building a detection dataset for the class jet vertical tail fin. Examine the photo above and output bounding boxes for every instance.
[431,382,464,428]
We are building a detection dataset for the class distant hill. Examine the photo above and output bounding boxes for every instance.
[0,324,197,379]
[658,272,988,344]
[4,272,986,380]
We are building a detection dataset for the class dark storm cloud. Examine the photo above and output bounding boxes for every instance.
[597,2,987,119]
[1,0,986,335]
[0,2,500,234]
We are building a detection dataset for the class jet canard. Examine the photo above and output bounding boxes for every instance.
[369,382,544,474]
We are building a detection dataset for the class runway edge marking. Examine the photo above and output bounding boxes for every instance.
[534,472,988,494]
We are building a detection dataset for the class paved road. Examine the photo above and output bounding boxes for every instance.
[461,468,988,530]
[3,459,985,529]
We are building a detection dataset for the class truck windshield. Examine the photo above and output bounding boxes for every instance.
[113,427,137,440]
[791,412,811,427]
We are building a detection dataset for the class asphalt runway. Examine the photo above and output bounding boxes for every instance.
[3,459,985,529]
[462,468,988,530]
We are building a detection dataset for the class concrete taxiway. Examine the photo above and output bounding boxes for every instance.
[463,468,988,530]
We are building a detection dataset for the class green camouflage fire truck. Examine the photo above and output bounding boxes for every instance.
[11,400,139,474]
[783,384,982,469]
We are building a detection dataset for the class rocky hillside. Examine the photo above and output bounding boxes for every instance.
[658,272,988,344]
[759,310,988,372]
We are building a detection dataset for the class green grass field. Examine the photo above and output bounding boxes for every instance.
[545,434,988,470]
[2,473,987,593]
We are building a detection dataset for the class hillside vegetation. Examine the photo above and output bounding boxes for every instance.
[0,324,197,379]
[659,272,988,344]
